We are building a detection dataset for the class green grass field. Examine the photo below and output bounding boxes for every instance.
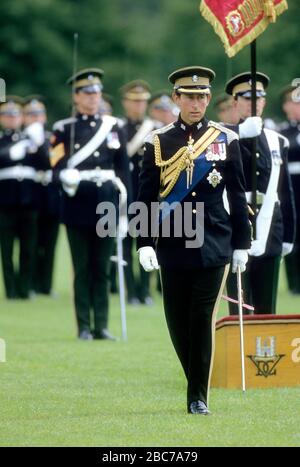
[0,229,300,447]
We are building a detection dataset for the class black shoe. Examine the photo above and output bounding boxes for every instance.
[94,329,117,341]
[188,400,211,415]
[128,297,141,305]
[78,330,94,340]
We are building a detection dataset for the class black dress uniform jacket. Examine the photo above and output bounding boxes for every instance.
[51,113,131,225]
[280,121,300,236]
[137,117,251,267]
[0,129,49,209]
[239,126,296,256]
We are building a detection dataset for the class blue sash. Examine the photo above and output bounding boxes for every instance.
[159,153,213,222]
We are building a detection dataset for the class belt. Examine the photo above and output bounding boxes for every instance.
[79,169,116,185]
[245,191,279,205]
[288,162,300,175]
[0,166,53,185]
[0,166,37,182]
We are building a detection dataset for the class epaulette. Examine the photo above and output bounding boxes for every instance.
[52,117,77,132]
[208,120,239,145]
[144,122,175,145]
[277,121,289,131]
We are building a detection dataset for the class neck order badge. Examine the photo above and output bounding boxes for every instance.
[199,0,288,57]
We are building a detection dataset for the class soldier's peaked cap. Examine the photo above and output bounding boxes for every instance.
[23,95,46,114]
[67,68,104,93]
[120,80,151,101]
[225,72,270,97]
[168,66,215,95]
[0,95,23,115]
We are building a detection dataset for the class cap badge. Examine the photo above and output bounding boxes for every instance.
[87,75,94,81]
[192,75,199,83]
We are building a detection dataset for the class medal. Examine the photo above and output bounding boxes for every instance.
[205,142,227,161]
[207,168,222,188]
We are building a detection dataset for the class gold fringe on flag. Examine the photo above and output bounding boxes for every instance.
[263,0,276,22]
[199,0,288,57]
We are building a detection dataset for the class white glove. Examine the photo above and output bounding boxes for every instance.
[282,242,294,257]
[24,122,45,148]
[9,140,31,161]
[59,169,81,197]
[239,117,263,139]
[232,249,248,273]
[248,239,266,257]
[138,247,160,272]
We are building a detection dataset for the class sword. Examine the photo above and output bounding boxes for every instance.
[237,265,246,392]
[110,188,128,342]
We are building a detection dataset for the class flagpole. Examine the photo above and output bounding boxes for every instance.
[250,39,257,238]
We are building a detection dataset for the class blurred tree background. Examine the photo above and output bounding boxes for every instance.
[0,0,299,124]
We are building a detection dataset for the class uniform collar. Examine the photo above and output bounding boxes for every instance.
[175,115,207,133]
[77,112,101,121]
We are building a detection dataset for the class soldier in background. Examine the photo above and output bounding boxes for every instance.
[120,80,157,305]
[99,93,113,116]
[225,73,296,314]
[0,96,49,298]
[279,84,300,294]
[214,94,239,125]
[148,90,179,126]
[50,68,131,340]
[23,96,60,297]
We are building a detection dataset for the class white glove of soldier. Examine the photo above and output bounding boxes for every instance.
[232,249,248,273]
[239,116,263,139]
[9,140,31,161]
[248,239,266,257]
[282,242,294,257]
[24,122,45,148]
[59,169,81,197]
[138,247,160,272]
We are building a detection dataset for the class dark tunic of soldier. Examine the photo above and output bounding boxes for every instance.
[279,84,300,294]
[225,73,296,315]
[0,96,50,299]
[120,80,158,305]
[51,68,131,340]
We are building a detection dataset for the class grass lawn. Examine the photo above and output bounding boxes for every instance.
[0,228,300,447]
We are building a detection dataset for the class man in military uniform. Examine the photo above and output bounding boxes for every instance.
[0,96,49,298]
[50,68,131,340]
[137,66,251,415]
[148,90,179,126]
[120,80,157,305]
[279,85,300,294]
[225,72,296,314]
[23,95,60,296]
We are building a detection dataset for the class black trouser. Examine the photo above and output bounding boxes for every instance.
[160,264,228,407]
[33,214,60,294]
[0,208,38,299]
[285,243,300,294]
[66,225,114,336]
[226,255,281,315]
[123,235,150,301]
